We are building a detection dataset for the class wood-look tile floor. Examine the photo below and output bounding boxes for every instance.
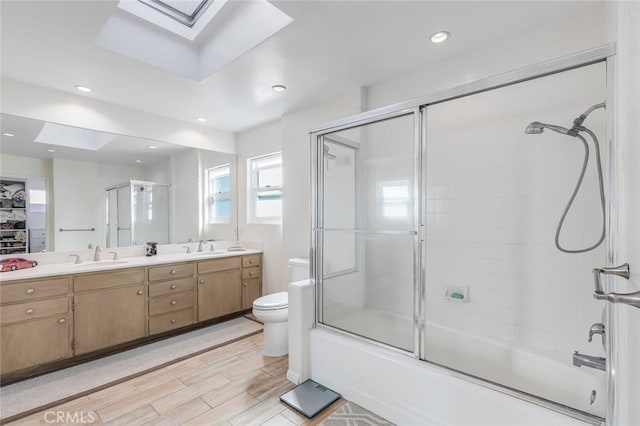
[8,333,345,425]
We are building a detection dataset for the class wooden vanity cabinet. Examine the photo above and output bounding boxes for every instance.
[0,277,72,374]
[72,269,146,355]
[197,266,242,321]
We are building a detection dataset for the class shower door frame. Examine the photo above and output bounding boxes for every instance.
[311,43,618,425]
[312,107,423,356]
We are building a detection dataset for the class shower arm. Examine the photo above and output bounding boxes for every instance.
[570,102,605,133]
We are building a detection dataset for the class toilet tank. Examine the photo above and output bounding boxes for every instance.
[288,258,310,282]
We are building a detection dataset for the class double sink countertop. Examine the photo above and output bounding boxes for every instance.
[0,249,262,283]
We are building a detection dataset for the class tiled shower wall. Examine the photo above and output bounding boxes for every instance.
[424,62,607,412]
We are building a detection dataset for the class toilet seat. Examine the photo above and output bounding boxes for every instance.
[253,291,288,311]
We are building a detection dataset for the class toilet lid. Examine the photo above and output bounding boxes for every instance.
[253,291,288,310]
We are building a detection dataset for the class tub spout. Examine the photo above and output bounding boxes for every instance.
[573,351,606,371]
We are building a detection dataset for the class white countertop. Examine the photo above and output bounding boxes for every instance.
[0,249,262,283]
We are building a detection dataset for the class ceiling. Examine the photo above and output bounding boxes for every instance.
[0,1,602,133]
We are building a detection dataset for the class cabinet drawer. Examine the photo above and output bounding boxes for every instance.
[148,263,194,282]
[197,257,241,274]
[74,268,145,292]
[30,238,46,251]
[1,297,68,324]
[242,254,261,268]
[148,308,195,335]
[149,277,195,297]
[149,290,195,316]
[241,266,261,280]
[1,277,69,304]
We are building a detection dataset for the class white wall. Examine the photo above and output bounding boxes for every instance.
[237,120,284,295]
[611,2,640,425]
[52,158,145,251]
[1,78,236,154]
[170,149,201,244]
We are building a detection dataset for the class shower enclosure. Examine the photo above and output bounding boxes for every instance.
[105,180,170,247]
[312,46,616,422]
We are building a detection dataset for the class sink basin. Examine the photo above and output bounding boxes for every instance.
[76,260,129,267]
[189,251,226,256]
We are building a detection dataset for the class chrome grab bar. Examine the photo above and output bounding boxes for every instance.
[59,227,96,232]
[592,263,640,309]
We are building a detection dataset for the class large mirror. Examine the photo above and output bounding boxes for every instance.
[0,113,237,253]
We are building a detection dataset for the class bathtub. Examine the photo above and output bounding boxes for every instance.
[310,326,600,426]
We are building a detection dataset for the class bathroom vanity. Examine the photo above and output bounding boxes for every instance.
[0,251,262,382]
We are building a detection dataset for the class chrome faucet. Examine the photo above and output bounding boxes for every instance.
[198,240,207,252]
[182,245,191,254]
[93,245,102,262]
[108,251,119,261]
[69,254,81,264]
[573,351,606,371]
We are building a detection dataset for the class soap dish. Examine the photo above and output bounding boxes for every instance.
[444,286,469,303]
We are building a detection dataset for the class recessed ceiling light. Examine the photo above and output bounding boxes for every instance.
[46,148,56,153]
[75,85,92,93]
[135,159,143,163]
[196,117,207,123]
[272,85,287,92]
[2,132,14,137]
[429,31,450,44]
[147,145,157,149]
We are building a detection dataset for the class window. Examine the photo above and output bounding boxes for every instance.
[248,152,282,224]
[206,164,231,223]
[379,180,410,219]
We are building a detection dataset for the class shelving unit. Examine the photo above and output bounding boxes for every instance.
[0,178,28,255]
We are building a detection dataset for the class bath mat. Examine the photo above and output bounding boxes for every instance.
[0,317,262,421]
[319,401,395,425]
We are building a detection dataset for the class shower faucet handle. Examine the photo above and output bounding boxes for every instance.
[588,323,605,343]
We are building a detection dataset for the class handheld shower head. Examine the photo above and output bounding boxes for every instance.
[524,121,571,135]
[525,122,545,134]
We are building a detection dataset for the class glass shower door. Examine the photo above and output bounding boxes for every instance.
[316,111,419,352]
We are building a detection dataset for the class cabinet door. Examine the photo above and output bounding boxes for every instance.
[74,285,146,355]
[242,278,261,310]
[1,314,70,374]
[198,269,242,321]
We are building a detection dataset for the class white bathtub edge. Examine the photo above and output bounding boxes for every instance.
[310,327,594,426]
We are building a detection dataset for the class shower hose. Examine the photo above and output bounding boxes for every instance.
[555,126,606,254]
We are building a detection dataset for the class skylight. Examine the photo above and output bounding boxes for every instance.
[137,0,213,28]
[35,123,116,151]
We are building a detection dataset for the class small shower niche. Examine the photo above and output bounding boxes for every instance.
[105,180,170,248]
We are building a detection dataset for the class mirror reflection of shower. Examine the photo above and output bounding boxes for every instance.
[323,142,354,171]
[525,102,606,253]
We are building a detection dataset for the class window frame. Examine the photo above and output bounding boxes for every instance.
[205,163,232,224]
[248,152,283,225]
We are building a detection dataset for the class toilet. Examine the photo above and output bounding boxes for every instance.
[253,258,309,357]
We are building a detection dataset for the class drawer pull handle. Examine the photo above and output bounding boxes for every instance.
[250,272,255,276]
[26,288,35,295]
[199,279,205,285]
[137,290,143,295]
[25,308,35,315]
[58,318,66,324]
[171,300,177,305]
[243,282,247,287]
[170,284,177,289]
[249,259,254,264]
[170,319,176,324]
[170,270,177,275]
